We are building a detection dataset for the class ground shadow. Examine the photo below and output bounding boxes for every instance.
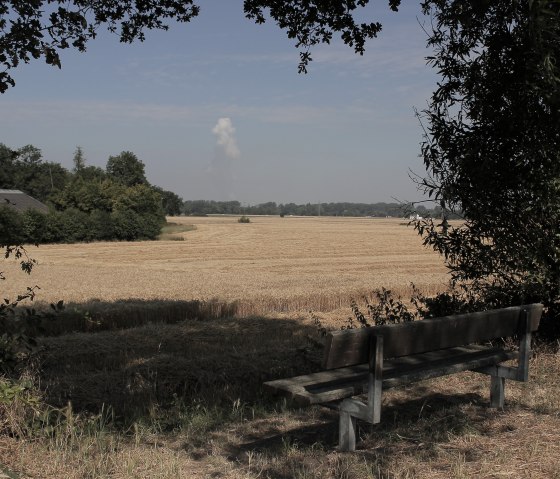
[21,297,240,337]
[220,390,505,479]
[36,299,324,422]
[228,391,483,455]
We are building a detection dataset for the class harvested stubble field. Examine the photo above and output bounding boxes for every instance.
[3,216,448,320]
[2,216,559,478]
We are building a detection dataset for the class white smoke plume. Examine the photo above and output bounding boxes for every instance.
[212,117,240,159]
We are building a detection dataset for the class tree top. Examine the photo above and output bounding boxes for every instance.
[0,0,401,92]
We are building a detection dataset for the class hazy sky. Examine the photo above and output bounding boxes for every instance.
[1,1,437,204]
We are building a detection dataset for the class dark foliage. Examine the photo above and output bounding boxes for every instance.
[0,144,173,243]
[0,1,406,92]
[413,0,560,339]
[0,0,200,92]
[0,242,65,376]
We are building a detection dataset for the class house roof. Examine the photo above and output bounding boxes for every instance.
[0,189,49,214]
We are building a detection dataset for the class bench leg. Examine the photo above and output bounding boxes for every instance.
[338,397,376,451]
[490,375,505,408]
[339,409,357,452]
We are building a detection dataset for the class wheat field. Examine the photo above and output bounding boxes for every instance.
[3,216,449,316]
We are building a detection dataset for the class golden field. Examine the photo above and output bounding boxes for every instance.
[2,216,449,316]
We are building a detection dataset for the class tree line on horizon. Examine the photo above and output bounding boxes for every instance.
[182,200,446,218]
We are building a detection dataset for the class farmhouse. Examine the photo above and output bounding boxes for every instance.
[0,189,49,214]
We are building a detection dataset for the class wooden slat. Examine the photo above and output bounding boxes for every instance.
[264,345,518,406]
[323,304,542,369]
[368,335,383,423]
[263,364,368,406]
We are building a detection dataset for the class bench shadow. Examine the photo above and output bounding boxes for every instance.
[228,391,483,454]
[220,391,499,479]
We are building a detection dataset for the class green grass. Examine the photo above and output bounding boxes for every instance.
[157,222,196,241]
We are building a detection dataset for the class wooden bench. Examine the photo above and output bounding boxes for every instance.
[264,304,543,451]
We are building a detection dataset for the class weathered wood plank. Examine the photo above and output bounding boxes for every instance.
[517,310,531,381]
[264,345,518,406]
[369,335,383,424]
[339,409,356,451]
[323,304,542,369]
[490,375,505,408]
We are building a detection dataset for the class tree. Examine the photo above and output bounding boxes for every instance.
[72,146,86,172]
[77,165,107,182]
[0,143,17,188]
[17,145,42,165]
[414,0,560,337]
[22,161,69,203]
[0,143,69,201]
[52,175,113,213]
[0,1,402,93]
[153,186,183,216]
[106,151,147,187]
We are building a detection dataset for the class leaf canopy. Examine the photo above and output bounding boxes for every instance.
[0,0,401,92]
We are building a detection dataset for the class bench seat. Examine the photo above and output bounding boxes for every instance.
[265,345,518,406]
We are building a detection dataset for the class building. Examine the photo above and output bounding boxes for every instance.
[0,189,49,214]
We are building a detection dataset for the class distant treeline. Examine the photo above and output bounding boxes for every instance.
[182,200,447,218]
[0,143,183,244]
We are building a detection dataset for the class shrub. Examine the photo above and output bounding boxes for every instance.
[238,215,251,223]
[21,209,47,244]
[88,210,114,241]
[111,210,143,241]
[43,211,65,243]
[316,284,493,337]
[0,206,24,245]
[137,213,165,239]
[58,208,90,242]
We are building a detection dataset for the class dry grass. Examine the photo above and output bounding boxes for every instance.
[2,216,448,318]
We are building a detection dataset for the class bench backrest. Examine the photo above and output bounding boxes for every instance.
[323,304,543,369]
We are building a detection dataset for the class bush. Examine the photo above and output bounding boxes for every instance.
[21,209,47,244]
[2,207,163,244]
[137,213,165,240]
[111,210,144,241]
[87,210,114,241]
[316,284,492,337]
[2,186,165,244]
[58,208,90,242]
[43,210,65,243]
[238,215,251,223]
[0,206,24,245]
